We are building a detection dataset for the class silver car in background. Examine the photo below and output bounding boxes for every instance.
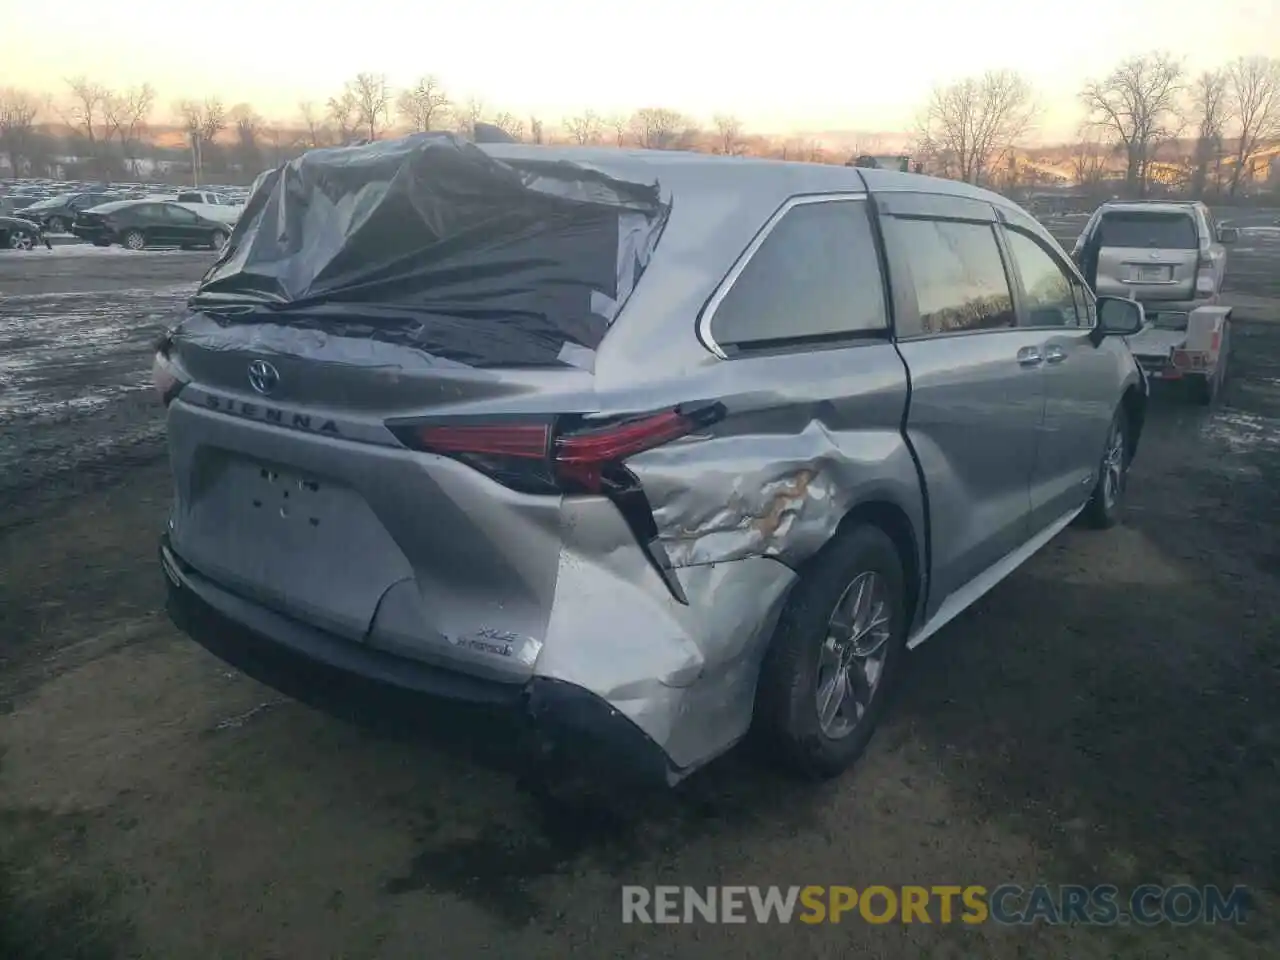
[1072,200,1237,403]
[156,136,1149,784]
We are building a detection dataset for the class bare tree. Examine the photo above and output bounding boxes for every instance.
[102,83,155,175]
[175,97,227,185]
[298,100,327,148]
[396,75,450,133]
[1225,56,1280,195]
[1081,52,1184,197]
[64,76,110,170]
[713,114,745,155]
[920,69,1037,185]
[529,117,544,144]
[630,107,685,150]
[200,98,227,148]
[1069,127,1109,190]
[175,99,205,184]
[454,97,485,137]
[349,73,390,140]
[229,103,263,175]
[605,112,629,147]
[0,88,42,175]
[491,111,525,141]
[564,111,602,145]
[326,89,359,144]
[1187,70,1230,197]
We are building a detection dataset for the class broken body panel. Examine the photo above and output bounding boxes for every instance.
[161,136,1141,780]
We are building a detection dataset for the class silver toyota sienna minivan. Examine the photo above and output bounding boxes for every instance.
[156,134,1149,784]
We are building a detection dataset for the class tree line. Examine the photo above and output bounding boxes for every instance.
[917,52,1280,198]
[2,54,1277,199]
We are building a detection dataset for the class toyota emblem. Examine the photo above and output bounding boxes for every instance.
[247,359,280,396]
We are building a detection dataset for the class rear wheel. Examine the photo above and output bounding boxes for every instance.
[8,231,35,251]
[209,229,229,251]
[1080,407,1129,529]
[46,216,67,234]
[754,525,908,779]
[123,230,147,251]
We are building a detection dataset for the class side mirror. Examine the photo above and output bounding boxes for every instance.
[1094,296,1146,341]
[1218,226,1239,244]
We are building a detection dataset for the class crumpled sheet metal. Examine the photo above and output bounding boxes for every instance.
[172,310,474,371]
[534,495,796,772]
[188,133,671,368]
[627,418,908,568]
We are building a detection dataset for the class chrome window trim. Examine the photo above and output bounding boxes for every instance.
[697,192,872,360]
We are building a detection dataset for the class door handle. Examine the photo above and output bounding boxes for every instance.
[1017,346,1043,367]
[1044,344,1067,364]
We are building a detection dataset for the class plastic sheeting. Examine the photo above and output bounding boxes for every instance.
[188,133,671,367]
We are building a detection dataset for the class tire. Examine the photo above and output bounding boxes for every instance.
[209,229,229,252]
[1080,407,1130,529]
[123,230,147,251]
[753,524,908,779]
[8,231,34,251]
[46,216,67,234]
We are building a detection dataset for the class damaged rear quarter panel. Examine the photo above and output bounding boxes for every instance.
[623,344,921,570]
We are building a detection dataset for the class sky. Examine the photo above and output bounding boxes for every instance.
[5,0,1278,142]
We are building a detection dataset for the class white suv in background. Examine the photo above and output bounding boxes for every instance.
[1072,200,1239,404]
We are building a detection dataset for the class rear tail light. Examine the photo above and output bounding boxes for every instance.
[392,405,726,605]
[395,405,725,496]
[1171,349,1208,371]
[1195,251,1217,297]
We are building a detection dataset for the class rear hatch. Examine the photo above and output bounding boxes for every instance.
[1094,210,1199,302]
[164,133,673,677]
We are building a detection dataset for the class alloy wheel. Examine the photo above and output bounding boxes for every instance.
[815,571,893,739]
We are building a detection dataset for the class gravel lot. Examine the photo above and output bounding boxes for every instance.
[1,218,1279,959]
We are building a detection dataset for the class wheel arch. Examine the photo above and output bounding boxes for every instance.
[1120,382,1146,461]
[824,498,924,634]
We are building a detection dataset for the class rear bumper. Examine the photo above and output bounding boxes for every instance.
[71,226,112,243]
[161,535,681,786]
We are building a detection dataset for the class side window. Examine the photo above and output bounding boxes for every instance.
[161,205,200,223]
[1003,229,1083,328]
[708,199,888,350]
[891,218,1015,335]
[176,192,201,203]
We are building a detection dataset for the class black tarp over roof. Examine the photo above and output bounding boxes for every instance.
[187,133,670,367]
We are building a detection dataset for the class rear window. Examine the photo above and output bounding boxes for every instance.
[176,192,203,203]
[709,199,888,350]
[1098,212,1198,249]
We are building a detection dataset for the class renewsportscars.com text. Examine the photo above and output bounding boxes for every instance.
[621,884,1250,926]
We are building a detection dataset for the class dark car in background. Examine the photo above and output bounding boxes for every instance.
[17,191,118,233]
[72,200,232,251]
[0,215,51,250]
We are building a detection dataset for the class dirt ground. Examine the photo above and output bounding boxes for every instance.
[1,225,1279,959]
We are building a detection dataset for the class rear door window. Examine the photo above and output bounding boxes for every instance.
[707,198,888,351]
[889,218,1015,335]
[1098,212,1198,249]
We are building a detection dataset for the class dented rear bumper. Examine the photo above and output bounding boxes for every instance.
[162,535,683,784]
[161,534,792,784]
